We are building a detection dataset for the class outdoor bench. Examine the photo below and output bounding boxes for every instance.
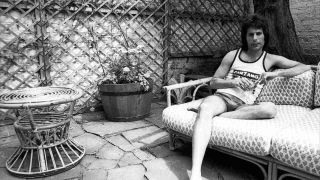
[162,63,320,180]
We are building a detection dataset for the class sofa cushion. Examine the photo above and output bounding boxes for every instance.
[162,99,203,137]
[255,70,315,108]
[162,100,311,156]
[209,105,311,156]
[270,108,320,176]
[314,62,320,107]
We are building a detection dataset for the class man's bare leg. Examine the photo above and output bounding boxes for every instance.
[220,102,276,119]
[190,95,228,180]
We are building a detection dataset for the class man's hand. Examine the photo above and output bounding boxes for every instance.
[233,77,255,90]
[258,72,278,84]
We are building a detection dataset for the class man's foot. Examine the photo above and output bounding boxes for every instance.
[187,107,199,113]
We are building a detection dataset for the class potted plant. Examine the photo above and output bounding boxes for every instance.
[86,21,153,121]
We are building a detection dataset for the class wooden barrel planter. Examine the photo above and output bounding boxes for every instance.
[98,81,153,121]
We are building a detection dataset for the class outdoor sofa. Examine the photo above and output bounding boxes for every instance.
[162,63,320,180]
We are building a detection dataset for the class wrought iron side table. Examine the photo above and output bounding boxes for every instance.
[0,87,85,178]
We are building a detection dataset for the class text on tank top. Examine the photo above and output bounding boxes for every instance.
[216,48,267,104]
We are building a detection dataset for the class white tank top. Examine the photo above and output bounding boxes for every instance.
[216,48,267,104]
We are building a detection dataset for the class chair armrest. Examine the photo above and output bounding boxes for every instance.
[163,77,212,106]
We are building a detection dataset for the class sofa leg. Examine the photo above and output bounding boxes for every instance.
[268,163,272,180]
[272,163,277,180]
[168,132,176,150]
[267,162,275,180]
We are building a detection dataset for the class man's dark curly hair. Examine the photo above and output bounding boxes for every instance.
[241,14,269,51]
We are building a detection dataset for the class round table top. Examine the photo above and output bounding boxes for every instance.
[0,86,83,109]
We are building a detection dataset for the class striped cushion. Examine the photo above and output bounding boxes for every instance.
[255,70,315,108]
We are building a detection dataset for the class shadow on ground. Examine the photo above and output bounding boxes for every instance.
[146,141,263,180]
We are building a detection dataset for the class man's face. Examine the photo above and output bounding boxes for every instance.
[246,27,265,51]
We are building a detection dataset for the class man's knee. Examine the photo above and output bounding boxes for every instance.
[198,96,227,115]
[199,101,212,111]
[259,102,277,118]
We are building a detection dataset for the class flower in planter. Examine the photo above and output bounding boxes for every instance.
[86,22,151,92]
[123,67,130,72]
[99,45,151,91]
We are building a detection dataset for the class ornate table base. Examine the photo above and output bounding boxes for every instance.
[6,139,85,178]
[6,113,85,178]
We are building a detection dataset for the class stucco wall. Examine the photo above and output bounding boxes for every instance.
[290,0,320,59]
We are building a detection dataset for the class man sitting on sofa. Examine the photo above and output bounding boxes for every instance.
[190,14,311,180]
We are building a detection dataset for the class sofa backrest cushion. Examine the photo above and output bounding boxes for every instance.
[314,62,320,107]
[255,70,315,108]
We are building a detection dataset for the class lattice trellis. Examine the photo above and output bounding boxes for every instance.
[0,0,47,119]
[0,0,250,119]
[42,0,167,112]
[168,0,249,57]
[0,0,168,117]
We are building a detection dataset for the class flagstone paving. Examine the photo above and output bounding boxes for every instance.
[0,101,262,180]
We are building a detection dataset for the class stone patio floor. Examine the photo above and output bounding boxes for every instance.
[0,101,262,180]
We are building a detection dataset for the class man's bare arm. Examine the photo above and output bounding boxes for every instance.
[262,54,311,81]
[209,50,239,89]
[275,63,311,77]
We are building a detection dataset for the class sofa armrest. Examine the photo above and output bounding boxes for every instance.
[163,77,212,106]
